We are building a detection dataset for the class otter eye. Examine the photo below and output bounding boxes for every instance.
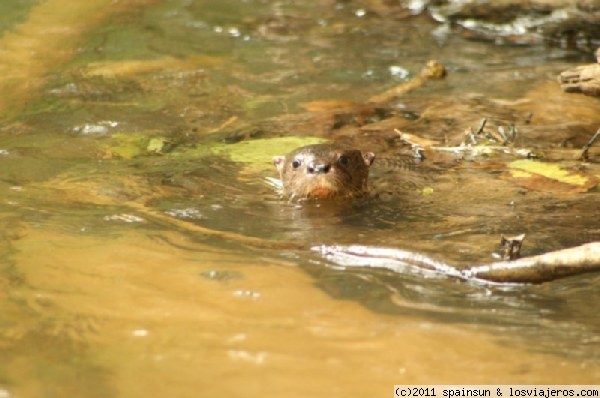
[338,155,349,166]
[291,159,301,169]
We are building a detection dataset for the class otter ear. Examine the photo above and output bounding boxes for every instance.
[362,152,375,167]
[273,156,286,173]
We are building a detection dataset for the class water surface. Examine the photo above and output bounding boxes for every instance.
[1,0,599,396]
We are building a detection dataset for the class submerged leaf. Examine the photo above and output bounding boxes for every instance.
[210,136,328,169]
[506,159,599,193]
[421,187,434,196]
[509,170,532,179]
[102,132,168,159]
[509,159,587,185]
[147,137,170,154]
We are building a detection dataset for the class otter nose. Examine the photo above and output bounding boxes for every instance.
[307,163,331,174]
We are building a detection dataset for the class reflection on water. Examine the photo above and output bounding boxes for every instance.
[1,0,600,396]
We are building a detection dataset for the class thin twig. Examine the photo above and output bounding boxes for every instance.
[432,145,535,157]
[474,118,487,135]
[581,126,600,160]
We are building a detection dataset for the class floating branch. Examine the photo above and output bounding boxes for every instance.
[313,242,600,285]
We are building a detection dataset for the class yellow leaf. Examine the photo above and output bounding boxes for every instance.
[508,160,589,186]
[422,187,434,196]
[508,170,532,178]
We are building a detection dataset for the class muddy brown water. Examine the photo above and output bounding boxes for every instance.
[0,0,599,396]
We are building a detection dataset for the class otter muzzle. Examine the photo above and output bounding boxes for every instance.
[307,163,331,174]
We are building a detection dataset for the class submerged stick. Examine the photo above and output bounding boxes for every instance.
[127,201,306,251]
[368,60,446,104]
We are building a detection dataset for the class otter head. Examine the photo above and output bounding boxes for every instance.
[273,144,375,200]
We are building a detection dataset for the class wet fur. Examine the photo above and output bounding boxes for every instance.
[273,144,375,200]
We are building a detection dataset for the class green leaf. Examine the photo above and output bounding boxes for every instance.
[147,137,170,154]
[210,136,328,167]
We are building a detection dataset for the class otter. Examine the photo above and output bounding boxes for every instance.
[273,143,375,200]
